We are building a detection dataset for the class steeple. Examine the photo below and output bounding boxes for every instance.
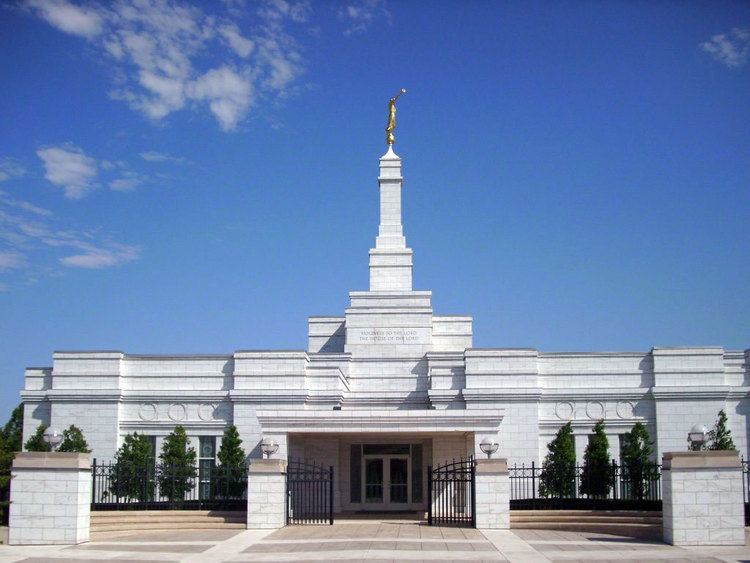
[369,146,413,291]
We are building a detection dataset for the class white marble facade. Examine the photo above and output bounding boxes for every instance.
[19,146,749,513]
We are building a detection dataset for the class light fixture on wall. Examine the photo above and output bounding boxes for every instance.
[261,437,279,458]
[688,424,709,451]
[42,427,63,451]
[479,437,499,459]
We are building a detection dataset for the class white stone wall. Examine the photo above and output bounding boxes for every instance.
[432,434,470,466]
[432,316,473,352]
[247,460,287,529]
[51,401,120,462]
[22,399,50,445]
[496,402,539,466]
[662,452,745,546]
[654,399,726,459]
[474,459,510,529]
[9,453,91,545]
[20,344,750,468]
[288,435,341,511]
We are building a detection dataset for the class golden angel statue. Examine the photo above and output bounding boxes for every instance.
[386,88,407,145]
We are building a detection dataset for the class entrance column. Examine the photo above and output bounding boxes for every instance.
[247,459,287,529]
[474,458,510,529]
[662,450,744,545]
[9,452,91,545]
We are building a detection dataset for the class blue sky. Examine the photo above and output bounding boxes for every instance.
[0,1,748,420]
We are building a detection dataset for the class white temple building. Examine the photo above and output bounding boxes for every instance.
[19,144,749,514]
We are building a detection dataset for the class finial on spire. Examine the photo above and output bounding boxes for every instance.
[386,88,407,146]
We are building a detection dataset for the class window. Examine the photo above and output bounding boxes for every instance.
[199,436,216,500]
[411,444,423,503]
[146,436,156,471]
[362,444,410,456]
[350,444,362,503]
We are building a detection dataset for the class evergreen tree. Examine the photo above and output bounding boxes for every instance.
[0,404,23,452]
[108,433,156,502]
[708,409,736,451]
[214,425,247,498]
[217,425,246,467]
[580,420,613,498]
[58,425,91,453]
[620,422,656,500]
[158,425,197,503]
[539,422,576,498]
[24,424,51,452]
[0,404,23,525]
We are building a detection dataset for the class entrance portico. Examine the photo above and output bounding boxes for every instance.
[256,409,503,514]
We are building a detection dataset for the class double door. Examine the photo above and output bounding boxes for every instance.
[363,454,409,509]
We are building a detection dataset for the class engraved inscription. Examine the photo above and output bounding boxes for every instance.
[357,328,419,343]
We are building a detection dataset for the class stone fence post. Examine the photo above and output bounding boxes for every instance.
[474,458,510,529]
[247,459,287,529]
[9,452,91,545]
[662,450,745,546]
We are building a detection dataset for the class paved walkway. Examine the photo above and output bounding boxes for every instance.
[1,524,750,562]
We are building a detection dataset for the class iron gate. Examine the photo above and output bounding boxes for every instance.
[428,458,476,527]
[286,459,333,525]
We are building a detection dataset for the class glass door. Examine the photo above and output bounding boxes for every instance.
[364,458,384,504]
[389,457,409,504]
[362,454,410,509]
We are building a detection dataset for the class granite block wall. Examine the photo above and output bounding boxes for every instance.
[9,453,91,545]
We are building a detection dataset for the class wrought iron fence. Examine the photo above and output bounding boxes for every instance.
[91,459,247,511]
[509,460,661,511]
[428,458,476,527]
[744,461,750,526]
[286,459,334,525]
[0,469,10,526]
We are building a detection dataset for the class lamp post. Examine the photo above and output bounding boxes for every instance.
[261,437,279,459]
[687,424,709,451]
[479,437,499,459]
[42,427,63,451]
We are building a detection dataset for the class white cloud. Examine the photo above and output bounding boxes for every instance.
[219,23,255,58]
[187,66,253,131]
[27,0,307,131]
[59,242,139,268]
[26,0,104,39]
[108,171,144,191]
[0,250,27,270]
[337,0,390,36]
[0,189,52,217]
[0,158,26,182]
[140,151,185,163]
[36,144,98,199]
[0,197,140,280]
[259,0,311,24]
[701,28,750,68]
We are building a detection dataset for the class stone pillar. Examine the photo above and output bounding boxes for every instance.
[474,458,510,529]
[9,452,91,545]
[662,450,745,546]
[247,459,287,529]
[369,145,413,291]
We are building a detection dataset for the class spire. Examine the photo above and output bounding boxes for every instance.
[369,146,413,291]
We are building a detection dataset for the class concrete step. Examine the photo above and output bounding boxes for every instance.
[92,510,244,518]
[511,510,662,518]
[509,510,662,540]
[512,515,662,525]
[92,522,247,532]
[90,510,247,532]
[511,521,662,539]
[92,516,245,525]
